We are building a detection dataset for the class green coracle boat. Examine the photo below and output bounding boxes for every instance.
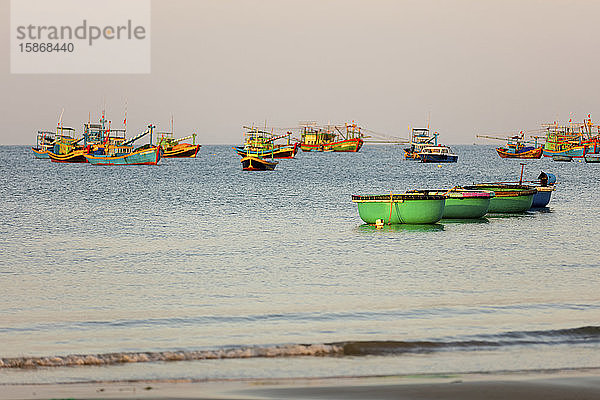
[463,184,536,213]
[408,189,495,219]
[351,193,445,225]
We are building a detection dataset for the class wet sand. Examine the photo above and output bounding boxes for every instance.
[2,370,600,400]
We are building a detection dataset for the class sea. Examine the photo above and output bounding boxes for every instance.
[0,144,599,384]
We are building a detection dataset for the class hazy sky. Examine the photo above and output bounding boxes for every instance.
[2,0,600,145]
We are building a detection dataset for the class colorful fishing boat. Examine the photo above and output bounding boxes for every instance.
[156,117,201,158]
[240,155,278,171]
[47,126,86,163]
[31,130,56,159]
[157,132,201,158]
[542,116,600,159]
[351,193,445,224]
[418,145,458,163]
[408,189,494,219]
[234,126,298,159]
[299,122,364,152]
[477,132,543,159]
[463,184,536,213]
[83,124,162,166]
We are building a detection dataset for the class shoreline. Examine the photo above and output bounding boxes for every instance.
[2,368,599,400]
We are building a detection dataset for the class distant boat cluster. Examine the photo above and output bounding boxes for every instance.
[32,114,200,165]
[477,115,600,163]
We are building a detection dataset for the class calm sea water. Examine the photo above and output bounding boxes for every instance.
[0,144,599,384]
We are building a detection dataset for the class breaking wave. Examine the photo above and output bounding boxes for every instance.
[2,326,598,369]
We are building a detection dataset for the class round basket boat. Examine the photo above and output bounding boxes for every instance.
[408,189,495,219]
[463,184,536,213]
[351,193,445,225]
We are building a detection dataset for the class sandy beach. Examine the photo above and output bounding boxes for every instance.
[2,369,599,400]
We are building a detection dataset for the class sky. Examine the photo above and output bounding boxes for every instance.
[2,0,600,145]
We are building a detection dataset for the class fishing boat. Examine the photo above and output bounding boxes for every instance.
[476,132,543,159]
[47,126,86,163]
[157,132,201,158]
[299,122,364,152]
[31,130,56,159]
[156,117,201,158]
[240,155,278,171]
[234,126,298,159]
[83,125,162,166]
[418,145,458,163]
[542,116,600,159]
[408,189,494,219]
[351,193,445,225]
[404,128,438,160]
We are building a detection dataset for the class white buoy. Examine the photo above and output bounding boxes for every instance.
[375,219,385,228]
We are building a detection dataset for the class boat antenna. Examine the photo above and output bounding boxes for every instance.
[57,108,64,129]
[171,113,174,134]
[123,98,127,130]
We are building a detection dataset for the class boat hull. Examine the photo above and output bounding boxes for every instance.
[464,185,536,213]
[162,144,201,158]
[543,146,585,158]
[531,186,555,208]
[496,146,543,159]
[31,147,50,159]
[241,156,278,171]
[584,154,600,163]
[352,194,445,224]
[408,189,493,219]
[301,138,363,152]
[443,195,492,218]
[552,155,572,162]
[420,154,458,163]
[84,147,162,165]
[48,149,88,163]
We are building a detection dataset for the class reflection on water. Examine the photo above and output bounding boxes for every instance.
[356,223,445,232]
[440,217,489,224]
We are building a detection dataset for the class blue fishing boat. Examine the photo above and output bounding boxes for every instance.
[418,145,458,163]
[83,124,162,166]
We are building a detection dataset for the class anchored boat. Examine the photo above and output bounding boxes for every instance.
[418,145,458,163]
[299,122,364,152]
[542,116,600,159]
[32,130,56,159]
[408,189,494,219]
[157,132,201,158]
[351,193,445,224]
[240,155,278,171]
[47,126,86,163]
[477,132,543,159]
[463,184,536,213]
[83,125,162,166]
[404,128,437,160]
[234,126,298,159]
